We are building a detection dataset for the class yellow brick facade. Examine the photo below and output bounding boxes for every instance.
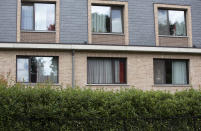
[0,49,201,92]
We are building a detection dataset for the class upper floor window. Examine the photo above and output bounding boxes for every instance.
[158,9,186,36]
[92,5,123,33]
[21,3,55,31]
[17,56,58,83]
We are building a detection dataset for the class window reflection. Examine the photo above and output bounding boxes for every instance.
[158,10,169,35]
[158,9,186,36]
[17,57,58,83]
[17,58,29,82]
[169,10,186,36]
[112,8,123,33]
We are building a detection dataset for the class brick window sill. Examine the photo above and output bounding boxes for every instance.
[153,84,192,87]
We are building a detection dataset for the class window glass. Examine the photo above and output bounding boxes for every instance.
[17,57,58,83]
[35,4,55,31]
[112,8,123,33]
[17,58,29,82]
[87,58,126,84]
[158,10,169,35]
[34,57,58,83]
[92,6,111,33]
[92,6,123,33]
[158,9,186,36]
[169,10,186,36]
[21,5,33,30]
[154,59,188,85]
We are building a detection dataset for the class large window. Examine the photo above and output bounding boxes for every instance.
[154,59,189,85]
[17,56,58,83]
[92,5,123,33]
[87,58,126,84]
[158,9,186,36]
[21,3,55,31]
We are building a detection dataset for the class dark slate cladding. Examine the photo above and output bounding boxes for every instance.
[0,0,17,42]
[60,0,88,44]
[1,0,201,47]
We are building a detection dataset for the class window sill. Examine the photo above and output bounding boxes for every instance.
[158,35,188,38]
[153,84,192,87]
[21,30,56,33]
[16,83,61,87]
[92,33,124,36]
[86,84,129,86]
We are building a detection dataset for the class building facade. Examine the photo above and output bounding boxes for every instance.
[0,0,201,91]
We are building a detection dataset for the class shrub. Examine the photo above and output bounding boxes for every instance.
[0,82,201,130]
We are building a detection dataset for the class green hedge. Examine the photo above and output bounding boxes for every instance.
[0,81,201,130]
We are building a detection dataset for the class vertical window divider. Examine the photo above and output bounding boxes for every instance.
[167,10,170,35]
[33,4,35,31]
[110,6,112,33]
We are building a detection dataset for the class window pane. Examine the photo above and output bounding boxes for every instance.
[158,10,169,35]
[21,5,33,30]
[165,60,172,84]
[112,8,122,33]
[88,58,126,84]
[172,61,188,85]
[17,58,29,82]
[31,57,58,83]
[35,4,55,31]
[92,6,111,33]
[88,58,113,84]
[169,10,186,36]
[154,59,166,84]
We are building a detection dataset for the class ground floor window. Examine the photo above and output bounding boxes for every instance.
[87,58,126,84]
[154,59,189,85]
[17,56,58,83]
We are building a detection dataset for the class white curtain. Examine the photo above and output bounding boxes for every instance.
[114,60,120,83]
[88,59,113,84]
[172,61,187,85]
[35,4,55,31]
[92,13,107,32]
[21,6,33,30]
[91,6,110,33]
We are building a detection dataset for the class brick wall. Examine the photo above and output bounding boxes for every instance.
[92,34,125,45]
[74,51,201,92]
[159,37,189,47]
[0,49,201,92]
[21,32,56,43]
[0,50,72,86]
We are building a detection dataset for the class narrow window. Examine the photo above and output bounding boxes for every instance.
[92,5,123,33]
[17,58,29,82]
[154,59,189,85]
[87,58,126,84]
[17,56,58,83]
[21,5,34,30]
[158,9,186,36]
[21,3,55,31]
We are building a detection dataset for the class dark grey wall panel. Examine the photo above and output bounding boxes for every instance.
[0,0,17,42]
[1,0,201,46]
[60,0,88,44]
